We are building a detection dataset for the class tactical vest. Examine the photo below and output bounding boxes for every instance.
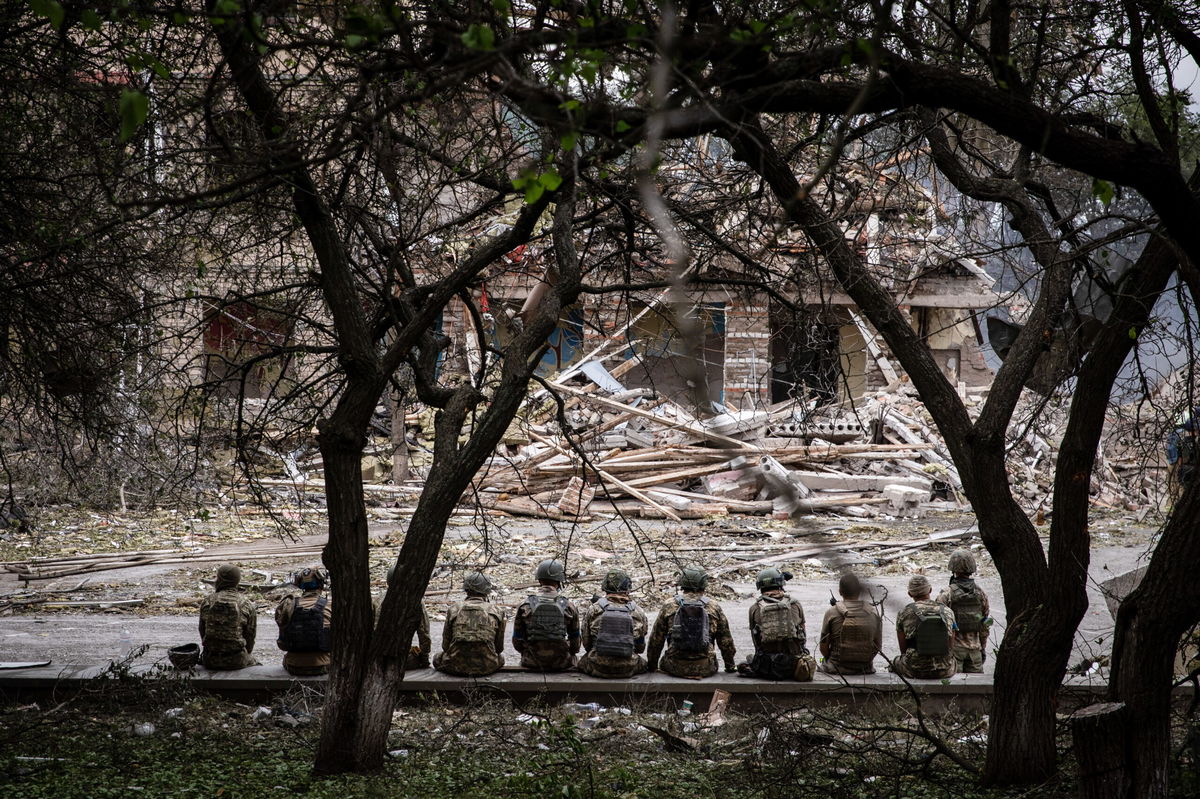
[910,605,950,656]
[833,604,877,664]
[947,580,984,634]
[278,596,332,653]
[204,594,246,655]
[757,595,799,645]
[669,595,711,654]
[453,601,496,644]
[592,598,635,658]
[526,594,569,642]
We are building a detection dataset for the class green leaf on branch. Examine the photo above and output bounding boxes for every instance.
[615,120,631,134]
[30,0,65,29]
[560,132,578,151]
[1092,178,1114,206]
[512,168,562,204]
[1128,326,1139,341]
[119,89,149,142]
[462,23,495,51]
[81,9,102,30]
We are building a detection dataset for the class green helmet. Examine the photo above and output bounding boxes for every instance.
[756,566,790,591]
[215,564,241,589]
[602,569,632,593]
[677,565,709,592]
[535,559,566,584]
[948,549,976,575]
[463,571,493,595]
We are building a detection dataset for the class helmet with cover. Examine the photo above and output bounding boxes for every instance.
[677,565,709,592]
[215,564,241,590]
[463,571,493,596]
[948,549,977,575]
[755,566,791,591]
[601,569,632,593]
[535,558,567,584]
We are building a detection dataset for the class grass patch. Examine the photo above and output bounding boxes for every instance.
[3,691,1191,799]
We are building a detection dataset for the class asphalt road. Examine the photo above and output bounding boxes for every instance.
[0,543,1146,674]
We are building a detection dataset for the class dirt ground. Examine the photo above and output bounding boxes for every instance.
[0,504,1158,673]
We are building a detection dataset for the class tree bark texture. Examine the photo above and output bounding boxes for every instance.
[1071,702,1131,799]
[1108,477,1200,798]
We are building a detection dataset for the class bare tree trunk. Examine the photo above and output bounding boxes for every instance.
[1071,702,1131,799]
[1108,479,1200,798]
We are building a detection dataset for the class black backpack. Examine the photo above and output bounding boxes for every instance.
[669,595,711,654]
[278,596,332,653]
[911,605,950,656]
[526,594,569,642]
[593,599,635,658]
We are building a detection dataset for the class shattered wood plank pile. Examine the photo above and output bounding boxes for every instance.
[464,369,962,522]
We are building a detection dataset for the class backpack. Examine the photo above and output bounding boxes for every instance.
[592,598,635,658]
[204,594,246,655]
[911,605,950,657]
[453,601,496,644]
[277,596,331,653]
[747,652,797,680]
[947,580,984,634]
[526,594,569,642]
[757,596,799,645]
[834,604,877,664]
[669,595,711,655]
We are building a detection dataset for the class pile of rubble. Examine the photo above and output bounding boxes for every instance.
[253,359,1166,522]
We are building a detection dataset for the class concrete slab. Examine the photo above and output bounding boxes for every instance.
[0,661,1122,713]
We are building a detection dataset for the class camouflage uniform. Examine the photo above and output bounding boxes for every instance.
[647,591,736,678]
[749,590,807,656]
[434,596,506,677]
[819,599,882,675]
[411,603,433,669]
[513,585,580,671]
[936,579,990,673]
[274,589,332,676]
[374,596,433,669]
[578,593,648,678]
[199,587,258,670]
[893,599,957,679]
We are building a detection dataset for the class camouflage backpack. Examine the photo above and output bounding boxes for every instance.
[757,595,799,645]
[834,605,877,664]
[454,601,496,644]
[526,594,569,642]
[912,605,950,656]
[669,595,711,654]
[204,594,246,655]
[592,599,635,658]
[947,580,984,634]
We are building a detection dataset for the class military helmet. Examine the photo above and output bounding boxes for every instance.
[294,567,326,590]
[677,565,709,591]
[756,566,791,591]
[215,564,241,589]
[535,558,566,584]
[463,571,493,595]
[601,569,632,593]
[948,549,976,575]
[167,642,200,670]
[907,574,932,597]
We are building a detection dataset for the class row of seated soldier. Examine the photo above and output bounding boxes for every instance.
[194,551,991,681]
